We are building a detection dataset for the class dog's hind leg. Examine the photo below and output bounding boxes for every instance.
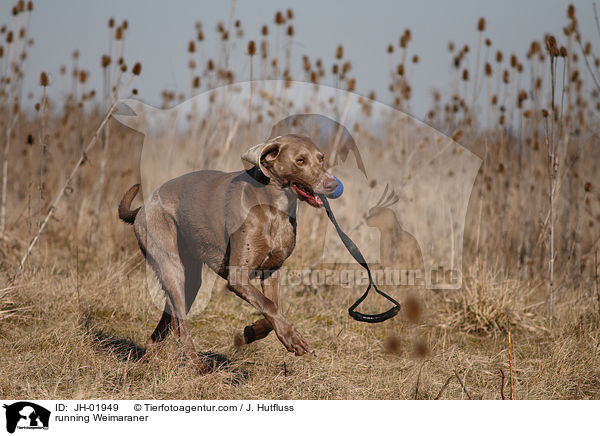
[147,262,203,345]
[148,300,175,346]
[139,205,212,373]
[242,271,279,344]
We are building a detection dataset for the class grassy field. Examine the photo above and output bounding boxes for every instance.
[1,3,600,399]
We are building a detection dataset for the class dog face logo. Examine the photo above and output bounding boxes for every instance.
[3,402,50,433]
[113,80,481,316]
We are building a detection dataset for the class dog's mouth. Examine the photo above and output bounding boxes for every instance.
[292,183,323,207]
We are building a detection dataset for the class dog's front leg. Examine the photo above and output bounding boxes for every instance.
[240,271,279,344]
[228,267,310,356]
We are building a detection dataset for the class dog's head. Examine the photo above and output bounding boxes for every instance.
[242,134,338,207]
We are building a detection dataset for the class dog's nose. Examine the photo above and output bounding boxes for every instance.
[324,176,344,199]
[323,177,338,193]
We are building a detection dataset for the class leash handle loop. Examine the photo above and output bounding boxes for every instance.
[319,195,401,323]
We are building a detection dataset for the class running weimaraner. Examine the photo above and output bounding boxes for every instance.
[118,134,339,373]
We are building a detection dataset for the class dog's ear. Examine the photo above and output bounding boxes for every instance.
[259,140,281,166]
[241,137,282,174]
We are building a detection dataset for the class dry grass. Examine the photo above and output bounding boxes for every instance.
[1,3,600,399]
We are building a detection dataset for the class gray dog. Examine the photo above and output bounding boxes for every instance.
[118,134,339,373]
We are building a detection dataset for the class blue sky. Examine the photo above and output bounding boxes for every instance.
[5,0,597,119]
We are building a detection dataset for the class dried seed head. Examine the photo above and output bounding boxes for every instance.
[108,17,114,28]
[207,59,214,71]
[396,64,404,76]
[122,20,128,30]
[287,25,294,36]
[34,102,40,111]
[510,54,518,68]
[545,34,559,57]
[247,40,256,56]
[132,62,142,75]
[347,78,356,92]
[462,69,469,81]
[132,88,138,95]
[584,182,592,192]
[584,41,591,55]
[73,49,79,60]
[332,64,338,74]
[234,19,241,28]
[413,339,429,358]
[342,61,351,73]
[27,1,32,11]
[496,50,503,63]
[221,31,229,41]
[335,45,343,60]
[560,46,568,57]
[261,25,269,36]
[485,37,491,46]
[405,296,421,322]
[39,71,49,86]
[6,31,13,44]
[115,26,123,40]
[286,8,293,19]
[197,30,204,41]
[188,40,195,53]
[567,4,575,19]
[188,59,196,69]
[541,108,549,117]
[120,64,127,72]
[0,46,3,58]
[477,17,486,32]
[485,62,492,76]
[387,44,394,54]
[193,76,200,88]
[412,54,419,63]
[275,11,285,25]
[399,34,408,48]
[383,336,401,354]
[503,69,509,84]
[79,70,88,84]
[448,42,455,52]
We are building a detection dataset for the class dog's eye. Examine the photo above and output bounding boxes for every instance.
[296,157,305,165]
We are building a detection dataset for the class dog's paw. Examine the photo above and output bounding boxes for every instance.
[280,329,311,356]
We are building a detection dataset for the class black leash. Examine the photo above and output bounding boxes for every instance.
[319,194,401,323]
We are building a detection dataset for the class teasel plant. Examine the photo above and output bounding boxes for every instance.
[543,34,564,326]
[0,1,33,233]
[18,61,142,272]
[92,19,130,242]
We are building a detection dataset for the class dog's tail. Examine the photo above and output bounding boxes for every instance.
[118,184,141,225]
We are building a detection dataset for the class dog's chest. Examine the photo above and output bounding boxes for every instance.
[260,214,296,270]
